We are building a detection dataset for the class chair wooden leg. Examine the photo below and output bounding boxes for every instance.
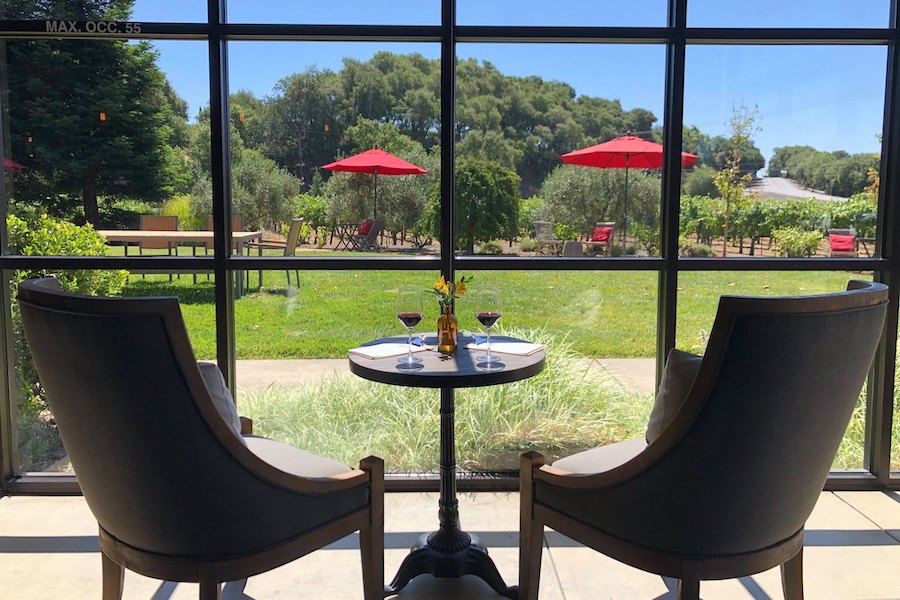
[101,549,124,600]
[359,456,385,600]
[198,571,221,600]
[519,452,546,600]
[781,547,804,600]
[677,560,701,600]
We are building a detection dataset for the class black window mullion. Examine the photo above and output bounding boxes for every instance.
[868,0,900,481]
[208,0,236,388]
[656,0,688,386]
[441,0,456,283]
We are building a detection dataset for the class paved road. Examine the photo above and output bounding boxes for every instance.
[748,176,847,201]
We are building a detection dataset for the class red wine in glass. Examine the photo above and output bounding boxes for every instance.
[396,285,424,367]
[476,311,501,328]
[398,311,423,328]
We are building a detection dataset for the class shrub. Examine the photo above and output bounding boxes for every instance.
[827,193,877,238]
[7,213,128,470]
[632,222,660,256]
[553,222,580,242]
[679,241,717,257]
[519,238,538,253]
[293,193,328,227]
[679,195,724,245]
[162,194,201,230]
[477,241,504,255]
[773,227,824,257]
[682,165,719,197]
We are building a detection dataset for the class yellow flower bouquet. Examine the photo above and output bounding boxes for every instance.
[428,275,471,308]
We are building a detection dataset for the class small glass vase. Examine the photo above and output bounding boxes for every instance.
[436,304,458,355]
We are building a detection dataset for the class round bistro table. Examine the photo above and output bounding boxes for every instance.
[348,335,546,598]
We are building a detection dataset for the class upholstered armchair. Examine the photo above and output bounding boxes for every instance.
[18,277,384,600]
[519,280,888,600]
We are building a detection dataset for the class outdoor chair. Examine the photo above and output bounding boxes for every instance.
[204,215,246,253]
[828,227,858,258]
[246,218,304,288]
[533,221,560,255]
[519,280,888,600]
[585,221,615,256]
[350,218,384,251]
[138,214,179,281]
[17,277,384,600]
[197,215,246,284]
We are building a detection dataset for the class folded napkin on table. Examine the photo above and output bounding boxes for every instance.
[349,343,429,360]
[464,340,544,356]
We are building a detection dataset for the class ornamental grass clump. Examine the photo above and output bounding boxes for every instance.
[239,327,652,472]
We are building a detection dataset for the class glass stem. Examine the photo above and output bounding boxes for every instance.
[486,325,492,362]
[407,327,413,363]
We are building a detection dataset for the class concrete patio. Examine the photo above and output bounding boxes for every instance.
[2,490,899,599]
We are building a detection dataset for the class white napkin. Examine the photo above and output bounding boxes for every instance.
[349,343,429,360]
[465,341,544,356]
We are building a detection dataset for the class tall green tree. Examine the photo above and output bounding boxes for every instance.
[422,160,520,254]
[3,0,183,224]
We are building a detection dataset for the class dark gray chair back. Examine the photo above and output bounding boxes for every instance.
[562,281,888,556]
[17,278,367,559]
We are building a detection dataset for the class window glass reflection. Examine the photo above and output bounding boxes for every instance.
[455,43,666,258]
[682,45,885,258]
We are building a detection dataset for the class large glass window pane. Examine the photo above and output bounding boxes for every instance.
[682,45,885,259]
[1,39,210,256]
[225,1,440,25]
[236,269,656,473]
[10,270,215,474]
[677,271,873,471]
[227,41,440,259]
[456,43,666,258]
[458,0,667,27]
[688,0,890,29]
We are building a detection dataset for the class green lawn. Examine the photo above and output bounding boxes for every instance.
[80,268,900,471]
[121,268,865,360]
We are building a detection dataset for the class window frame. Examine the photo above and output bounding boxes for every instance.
[0,0,898,492]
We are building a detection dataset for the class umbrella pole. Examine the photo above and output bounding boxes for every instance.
[622,157,630,254]
[373,169,378,219]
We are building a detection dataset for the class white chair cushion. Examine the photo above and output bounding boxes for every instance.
[645,348,703,443]
[196,361,243,440]
[552,437,648,474]
[244,436,353,478]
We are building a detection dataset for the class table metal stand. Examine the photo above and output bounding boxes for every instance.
[385,388,517,598]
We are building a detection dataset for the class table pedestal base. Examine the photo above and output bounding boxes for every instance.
[386,531,517,598]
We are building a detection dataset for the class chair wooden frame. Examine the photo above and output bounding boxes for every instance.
[584,221,615,256]
[17,278,385,600]
[519,280,888,600]
[246,218,305,288]
[350,218,384,252]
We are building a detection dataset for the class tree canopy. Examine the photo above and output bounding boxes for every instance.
[3,0,186,224]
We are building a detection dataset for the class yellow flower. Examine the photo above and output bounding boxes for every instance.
[434,276,450,295]
[456,280,467,295]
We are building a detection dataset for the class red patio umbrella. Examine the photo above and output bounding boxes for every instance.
[3,158,26,170]
[561,135,698,252]
[322,148,427,219]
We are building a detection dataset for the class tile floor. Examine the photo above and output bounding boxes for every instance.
[1,491,899,599]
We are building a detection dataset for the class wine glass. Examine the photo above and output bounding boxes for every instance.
[396,285,424,367]
[474,284,502,367]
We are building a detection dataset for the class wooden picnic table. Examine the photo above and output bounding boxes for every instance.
[97,230,262,296]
